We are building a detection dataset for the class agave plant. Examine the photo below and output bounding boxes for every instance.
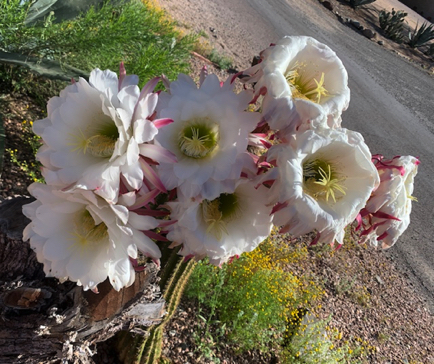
[408,22,434,48]
[379,8,407,43]
[350,0,377,9]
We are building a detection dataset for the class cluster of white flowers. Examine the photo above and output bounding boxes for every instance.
[23,36,419,292]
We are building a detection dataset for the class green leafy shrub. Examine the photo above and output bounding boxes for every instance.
[408,22,434,48]
[379,8,408,43]
[0,0,196,92]
[185,238,324,353]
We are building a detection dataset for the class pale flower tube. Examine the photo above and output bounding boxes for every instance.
[266,128,379,246]
[359,155,419,249]
[241,36,350,134]
[166,180,273,266]
[22,183,161,291]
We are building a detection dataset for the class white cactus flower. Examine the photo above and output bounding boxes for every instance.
[266,128,379,246]
[360,155,419,249]
[33,66,168,203]
[166,180,273,265]
[155,73,260,200]
[241,36,350,135]
[22,183,161,292]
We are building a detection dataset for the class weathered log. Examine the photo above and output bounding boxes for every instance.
[0,197,164,364]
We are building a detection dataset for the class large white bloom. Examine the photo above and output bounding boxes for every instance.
[266,128,379,246]
[155,73,260,200]
[241,36,350,134]
[166,180,273,265]
[22,183,161,291]
[360,155,419,249]
[34,67,166,203]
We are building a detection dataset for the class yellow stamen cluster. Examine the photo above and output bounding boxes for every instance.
[85,134,116,158]
[70,130,116,158]
[179,127,212,159]
[303,161,346,203]
[72,210,108,247]
[201,193,241,240]
[201,199,229,240]
[285,62,329,104]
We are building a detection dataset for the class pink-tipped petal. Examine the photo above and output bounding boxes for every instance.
[355,213,363,231]
[162,74,171,91]
[140,77,161,100]
[140,144,177,164]
[119,62,126,91]
[153,118,174,129]
[143,230,169,242]
[271,201,288,215]
[158,220,177,227]
[128,189,160,210]
[140,158,167,193]
[133,208,170,217]
[372,211,401,221]
[250,86,267,104]
[377,232,389,241]
[130,257,146,272]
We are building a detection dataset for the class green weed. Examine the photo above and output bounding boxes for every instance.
[0,0,196,96]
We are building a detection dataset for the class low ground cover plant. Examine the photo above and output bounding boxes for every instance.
[185,237,357,362]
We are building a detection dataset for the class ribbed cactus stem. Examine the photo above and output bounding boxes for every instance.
[116,243,196,364]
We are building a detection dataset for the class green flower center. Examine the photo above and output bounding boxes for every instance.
[72,116,119,158]
[201,193,241,240]
[285,62,329,104]
[72,210,109,247]
[178,119,219,159]
[303,159,346,203]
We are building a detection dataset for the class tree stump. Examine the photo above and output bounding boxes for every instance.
[0,197,164,364]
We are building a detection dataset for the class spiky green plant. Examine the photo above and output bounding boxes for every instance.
[408,22,434,48]
[379,8,407,43]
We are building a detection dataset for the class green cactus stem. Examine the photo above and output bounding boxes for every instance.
[116,243,196,364]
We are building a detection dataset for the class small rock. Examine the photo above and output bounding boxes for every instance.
[169,330,177,337]
[376,275,384,285]
[349,19,363,30]
[322,1,333,11]
[378,40,384,45]
[363,28,376,39]
[209,27,215,33]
